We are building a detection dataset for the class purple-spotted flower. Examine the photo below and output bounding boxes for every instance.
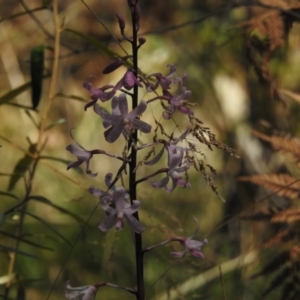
[66,131,101,177]
[171,217,208,258]
[99,186,145,233]
[65,282,98,300]
[94,93,151,143]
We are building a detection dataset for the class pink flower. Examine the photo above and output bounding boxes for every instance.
[150,142,191,193]
[150,161,191,193]
[83,68,141,109]
[171,217,208,258]
[99,186,145,234]
[83,82,116,108]
[66,130,101,177]
[114,69,143,91]
[146,65,193,118]
[89,173,116,206]
[171,238,208,258]
[146,64,179,93]
[163,87,194,120]
[65,282,98,300]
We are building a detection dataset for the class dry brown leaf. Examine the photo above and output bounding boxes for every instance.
[252,130,300,160]
[238,173,300,199]
[271,208,300,223]
[279,89,300,104]
[247,0,289,52]
[290,245,300,260]
[263,228,290,247]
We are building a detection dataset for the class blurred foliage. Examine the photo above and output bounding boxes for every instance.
[1,0,300,299]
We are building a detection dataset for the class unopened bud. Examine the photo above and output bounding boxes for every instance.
[116,14,125,32]
[138,37,146,47]
[102,59,124,74]
[127,0,137,8]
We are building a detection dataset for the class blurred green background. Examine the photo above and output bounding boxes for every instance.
[1,0,300,299]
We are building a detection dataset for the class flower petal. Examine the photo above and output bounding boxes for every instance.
[93,105,121,126]
[170,250,186,258]
[66,145,89,159]
[178,105,194,115]
[165,177,177,193]
[151,176,169,188]
[132,119,151,133]
[99,214,118,232]
[66,160,84,170]
[127,100,147,120]
[145,146,165,166]
[88,186,106,198]
[65,282,97,300]
[171,88,191,104]
[115,219,124,231]
[168,145,184,169]
[104,121,124,143]
[111,96,121,115]
[117,94,128,116]
[124,214,145,233]
[105,173,115,189]
[123,200,140,214]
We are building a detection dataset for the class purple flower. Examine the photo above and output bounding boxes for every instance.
[65,282,98,300]
[114,69,143,91]
[146,65,193,118]
[89,173,115,205]
[66,131,101,177]
[83,82,116,109]
[145,129,190,166]
[99,186,145,233]
[171,217,208,258]
[94,93,151,143]
[150,143,191,193]
[146,64,178,93]
[152,160,191,192]
[163,87,194,120]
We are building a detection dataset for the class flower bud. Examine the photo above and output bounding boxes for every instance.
[102,59,124,74]
[127,0,137,8]
[138,37,146,47]
[116,14,125,32]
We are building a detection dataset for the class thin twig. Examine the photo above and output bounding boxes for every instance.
[219,265,227,300]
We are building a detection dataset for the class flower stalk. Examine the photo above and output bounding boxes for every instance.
[63,0,229,298]
[128,1,145,299]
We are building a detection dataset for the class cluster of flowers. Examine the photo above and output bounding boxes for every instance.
[67,62,194,189]
[65,63,208,297]
[65,1,208,298]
